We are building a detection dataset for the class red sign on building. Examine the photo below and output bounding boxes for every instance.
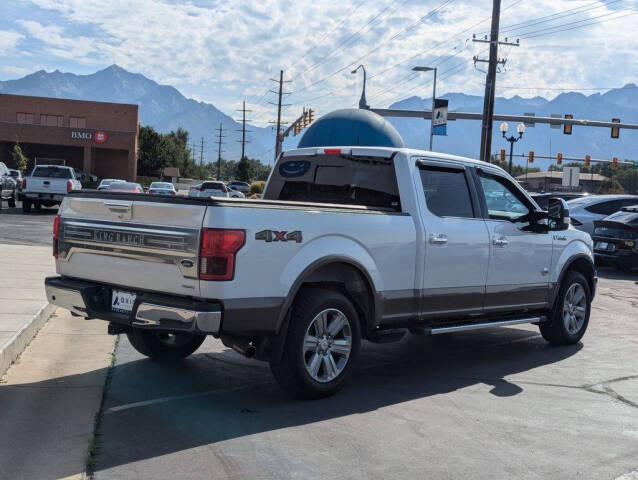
[95,131,107,143]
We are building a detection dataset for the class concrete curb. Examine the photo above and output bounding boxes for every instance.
[0,303,56,377]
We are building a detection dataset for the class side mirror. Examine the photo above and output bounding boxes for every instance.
[548,197,570,231]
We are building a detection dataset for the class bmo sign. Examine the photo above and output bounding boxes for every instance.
[71,130,108,144]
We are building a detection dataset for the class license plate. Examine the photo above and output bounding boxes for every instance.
[111,290,136,314]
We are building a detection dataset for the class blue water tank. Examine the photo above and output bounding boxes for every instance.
[298,108,405,149]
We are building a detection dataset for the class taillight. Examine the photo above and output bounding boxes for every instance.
[199,229,245,281]
[66,180,73,193]
[170,190,176,195]
[22,178,26,189]
[53,215,60,258]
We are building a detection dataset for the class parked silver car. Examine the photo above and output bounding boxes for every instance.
[227,181,251,194]
[148,182,176,196]
[226,184,245,198]
[188,181,229,198]
[567,194,638,235]
[97,179,126,191]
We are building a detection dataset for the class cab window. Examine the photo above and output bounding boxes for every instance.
[478,172,530,221]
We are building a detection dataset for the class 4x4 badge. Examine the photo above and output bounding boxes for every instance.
[255,230,302,243]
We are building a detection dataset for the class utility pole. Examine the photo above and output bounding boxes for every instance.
[269,70,291,162]
[200,137,204,167]
[215,123,225,180]
[236,101,252,159]
[474,0,519,162]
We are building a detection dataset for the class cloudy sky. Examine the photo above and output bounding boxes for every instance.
[1,0,637,124]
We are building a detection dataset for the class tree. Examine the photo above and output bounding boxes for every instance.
[11,143,28,173]
[236,156,253,182]
[598,178,625,194]
[615,168,638,195]
[137,125,197,178]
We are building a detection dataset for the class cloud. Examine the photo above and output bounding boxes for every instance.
[0,30,24,55]
[8,0,638,123]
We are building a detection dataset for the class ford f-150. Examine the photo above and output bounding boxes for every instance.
[45,146,596,398]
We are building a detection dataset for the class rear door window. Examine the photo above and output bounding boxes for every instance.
[265,154,401,211]
[419,166,475,218]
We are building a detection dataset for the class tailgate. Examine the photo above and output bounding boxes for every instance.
[27,178,67,194]
[56,195,206,297]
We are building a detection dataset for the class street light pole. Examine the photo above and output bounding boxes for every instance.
[500,122,525,175]
[351,65,369,109]
[412,66,437,151]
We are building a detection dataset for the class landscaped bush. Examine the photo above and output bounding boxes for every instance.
[250,181,265,194]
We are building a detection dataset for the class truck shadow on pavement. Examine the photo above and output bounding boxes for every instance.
[80,326,581,475]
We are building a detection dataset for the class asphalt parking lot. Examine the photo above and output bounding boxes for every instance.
[0,200,58,245]
[2,206,637,480]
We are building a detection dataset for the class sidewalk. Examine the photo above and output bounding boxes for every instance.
[0,243,56,375]
[0,309,114,480]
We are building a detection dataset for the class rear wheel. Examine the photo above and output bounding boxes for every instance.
[8,194,16,208]
[540,271,591,345]
[33,201,42,211]
[126,328,205,361]
[22,200,31,213]
[270,288,361,399]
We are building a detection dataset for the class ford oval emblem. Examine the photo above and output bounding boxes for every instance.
[279,160,311,178]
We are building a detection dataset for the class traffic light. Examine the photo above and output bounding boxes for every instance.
[308,108,314,124]
[611,118,620,139]
[293,121,300,136]
[303,110,308,127]
[564,114,573,135]
[528,151,534,164]
[612,157,618,170]
[500,149,506,162]
[585,154,591,168]
[557,152,562,165]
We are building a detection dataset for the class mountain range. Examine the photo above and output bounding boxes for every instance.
[1,65,636,170]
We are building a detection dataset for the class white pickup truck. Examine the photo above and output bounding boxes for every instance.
[45,147,596,398]
[22,165,82,212]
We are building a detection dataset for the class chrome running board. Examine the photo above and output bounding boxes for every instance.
[428,316,547,335]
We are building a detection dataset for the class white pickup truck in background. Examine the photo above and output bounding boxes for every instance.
[22,165,82,212]
[45,147,596,398]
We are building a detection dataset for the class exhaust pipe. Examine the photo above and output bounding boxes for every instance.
[224,337,256,358]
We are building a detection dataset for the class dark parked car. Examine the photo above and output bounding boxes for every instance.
[592,205,638,271]
[0,162,18,208]
[530,192,589,210]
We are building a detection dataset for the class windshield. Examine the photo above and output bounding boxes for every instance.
[32,166,73,179]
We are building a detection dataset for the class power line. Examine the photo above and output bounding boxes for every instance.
[292,0,411,80]
[288,0,523,108]
[292,0,457,97]
[518,6,638,40]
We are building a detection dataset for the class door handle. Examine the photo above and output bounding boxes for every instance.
[492,236,508,247]
[429,233,448,245]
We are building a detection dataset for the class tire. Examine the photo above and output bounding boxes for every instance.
[22,200,31,213]
[126,328,205,361]
[540,270,591,345]
[8,194,16,208]
[270,288,362,399]
[33,201,42,211]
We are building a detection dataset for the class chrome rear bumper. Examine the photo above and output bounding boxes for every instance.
[45,276,221,335]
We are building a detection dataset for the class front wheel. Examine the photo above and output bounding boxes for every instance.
[126,328,205,361]
[540,271,591,345]
[270,288,361,399]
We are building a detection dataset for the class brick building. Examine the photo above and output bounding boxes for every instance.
[0,94,138,181]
